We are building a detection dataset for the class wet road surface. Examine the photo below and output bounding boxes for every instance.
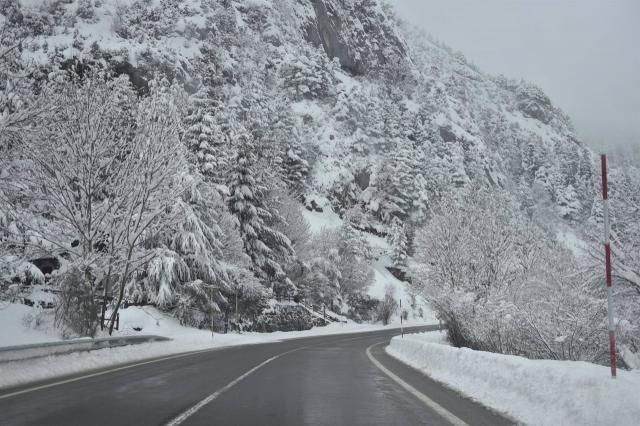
[0,326,511,425]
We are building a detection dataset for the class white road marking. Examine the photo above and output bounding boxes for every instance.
[0,329,416,401]
[366,342,469,426]
[0,347,226,401]
[165,346,307,426]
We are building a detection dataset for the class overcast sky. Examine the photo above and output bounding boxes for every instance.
[391,0,640,150]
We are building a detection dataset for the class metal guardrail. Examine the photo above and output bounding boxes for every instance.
[0,335,171,364]
[298,301,347,324]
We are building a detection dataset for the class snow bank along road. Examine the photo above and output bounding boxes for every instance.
[0,326,510,426]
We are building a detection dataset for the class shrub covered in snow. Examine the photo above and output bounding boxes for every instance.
[375,284,398,325]
[412,185,610,363]
[54,267,99,338]
[244,304,317,332]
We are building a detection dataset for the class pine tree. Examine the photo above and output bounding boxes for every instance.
[337,216,373,299]
[183,92,228,186]
[227,134,294,292]
[362,138,417,224]
[360,166,403,224]
[280,47,335,101]
[76,0,95,20]
[147,178,230,325]
[389,217,408,269]
[283,129,309,196]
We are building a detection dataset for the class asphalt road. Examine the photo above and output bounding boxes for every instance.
[0,326,512,426]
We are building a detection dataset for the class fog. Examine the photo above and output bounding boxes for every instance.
[392,0,640,151]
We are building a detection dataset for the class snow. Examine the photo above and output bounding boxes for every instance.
[244,0,272,9]
[19,0,205,67]
[368,256,402,300]
[290,100,325,121]
[299,206,435,322]
[335,69,360,92]
[0,303,59,347]
[301,204,435,322]
[508,110,557,141]
[301,203,343,233]
[557,227,587,257]
[387,331,640,426]
[364,231,434,322]
[367,252,436,324]
[0,305,433,390]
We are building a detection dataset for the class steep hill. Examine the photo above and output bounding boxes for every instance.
[2,0,596,229]
[2,0,638,340]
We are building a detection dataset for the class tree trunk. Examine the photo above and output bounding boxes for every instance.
[108,248,134,335]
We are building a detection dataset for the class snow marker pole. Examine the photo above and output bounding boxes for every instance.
[601,154,616,378]
[400,299,403,338]
[210,286,214,340]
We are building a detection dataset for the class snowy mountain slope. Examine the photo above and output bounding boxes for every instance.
[303,205,434,322]
[3,0,596,229]
[3,0,638,345]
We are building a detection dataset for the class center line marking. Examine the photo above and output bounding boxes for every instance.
[366,341,469,426]
[165,346,307,426]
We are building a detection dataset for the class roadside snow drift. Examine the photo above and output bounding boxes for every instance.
[387,332,640,426]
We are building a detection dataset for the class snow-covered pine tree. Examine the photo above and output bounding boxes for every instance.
[389,217,408,269]
[76,0,95,21]
[227,133,294,293]
[142,175,230,326]
[337,215,373,300]
[183,91,229,187]
[260,105,292,182]
[283,128,309,196]
[298,228,342,308]
[280,46,336,101]
[361,138,416,224]
[378,97,402,152]
[360,165,403,224]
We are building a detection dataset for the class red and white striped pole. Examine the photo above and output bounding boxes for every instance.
[601,154,617,378]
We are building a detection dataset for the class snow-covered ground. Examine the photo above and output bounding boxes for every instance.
[387,331,640,426]
[302,206,436,323]
[0,303,60,347]
[366,233,436,323]
[300,203,343,233]
[0,304,434,389]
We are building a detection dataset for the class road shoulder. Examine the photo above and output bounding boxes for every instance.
[368,341,514,426]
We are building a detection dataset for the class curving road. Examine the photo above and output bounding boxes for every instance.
[0,326,511,425]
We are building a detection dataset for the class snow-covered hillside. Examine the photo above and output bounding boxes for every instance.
[2,0,596,226]
[1,0,638,363]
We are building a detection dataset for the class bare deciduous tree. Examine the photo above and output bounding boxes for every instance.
[0,73,189,334]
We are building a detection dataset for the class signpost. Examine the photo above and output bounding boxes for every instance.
[601,154,617,378]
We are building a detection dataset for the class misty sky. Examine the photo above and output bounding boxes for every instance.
[392,0,640,150]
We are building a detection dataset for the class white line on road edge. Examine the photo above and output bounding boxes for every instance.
[165,346,307,426]
[0,347,227,401]
[366,342,469,426]
[0,329,426,400]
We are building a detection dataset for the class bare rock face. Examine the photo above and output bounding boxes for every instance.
[515,83,554,124]
[306,0,408,75]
